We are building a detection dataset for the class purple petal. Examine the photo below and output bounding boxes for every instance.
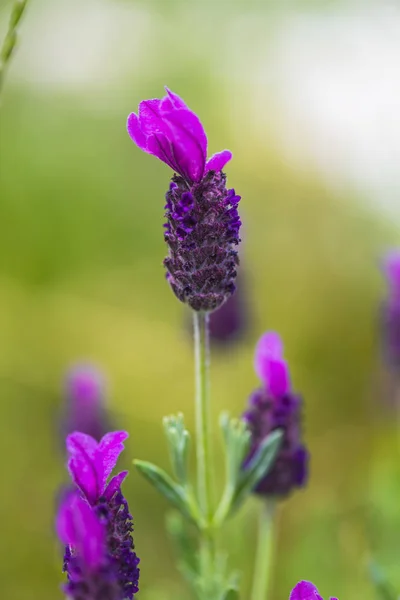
[205,150,232,173]
[57,491,106,569]
[383,249,400,290]
[254,332,290,394]
[104,470,129,501]
[138,99,170,136]
[127,112,148,151]
[256,331,284,361]
[265,358,291,398]
[163,108,207,182]
[67,433,101,505]
[96,431,129,489]
[289,581,323,600]
[165,87,188,109]
[147,132,181,173]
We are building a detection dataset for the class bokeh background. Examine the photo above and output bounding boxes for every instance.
[1,0,400,598]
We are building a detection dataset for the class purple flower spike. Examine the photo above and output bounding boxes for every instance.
[289,581,338,600]
[57,431,140,600]
[242,332,309,498]
[381,250,400,369]
[62,365,112,442]
[127,88,240,312]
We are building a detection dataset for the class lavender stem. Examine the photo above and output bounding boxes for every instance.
[193,311,215,581]
[251,500,276,600]
[0,0,29,96]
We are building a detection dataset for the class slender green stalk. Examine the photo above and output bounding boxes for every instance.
[251,500,276,600]
[0,0,29,96]
[193,311,213,517]
[193,311,215,587]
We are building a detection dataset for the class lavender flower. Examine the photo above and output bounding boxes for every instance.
[381,250,400,369]
[208,275,246,344]
[127,87,241,312]
[242,332,308,498]
[289,581,338,600]
[56,431,140,600]
[62,366,111,442]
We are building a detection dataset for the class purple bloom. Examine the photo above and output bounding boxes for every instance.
[381,250,400,369]
[242,332,308,498]
[127,88,241,312]
[56,431,140,600]
[62,366,112,442]
[289,581,338,600]
[208,274,247,345]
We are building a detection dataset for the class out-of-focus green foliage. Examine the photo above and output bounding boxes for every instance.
[0,1,398,599]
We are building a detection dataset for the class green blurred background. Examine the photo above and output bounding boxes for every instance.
[1,0,399,599]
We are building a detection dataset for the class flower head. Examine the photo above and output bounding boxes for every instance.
[242,332,308,498]
[62,365,112,442]
[127,88,241,312]
[127,87,232,184]
[381,250,400,369]
[289,581,338,600]
[56,431,140,600]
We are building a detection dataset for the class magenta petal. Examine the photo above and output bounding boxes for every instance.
[57,491,106,569]
[96,431,129,489]
[383,249,400,289]
[256,331,284,360]
[205,150,232,173]
[127,113,148,151]
[163,108,207,182]
[104,470,129,501]
[164,87,188,109]
[138,99,170,136]
[289,581,323,600]
[147,133,180,173]
[67,433,100,505]
[56,488,80,546]
[265,358,291,397]
[254,331,284,383]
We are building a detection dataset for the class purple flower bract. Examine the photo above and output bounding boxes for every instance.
[56,431,140,600]
[381,250,400,369]
[62,365,112,442]
[242,332,308,498]
[127,87,241,312]
[289,581,338,600]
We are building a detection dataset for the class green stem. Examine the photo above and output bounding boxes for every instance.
[193,311,215,587]
[0,0,29,96]
[251,500,276,600]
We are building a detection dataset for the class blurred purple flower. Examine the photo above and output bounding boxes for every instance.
[62,366,112,442]
[208,275,247,345]
[242,332,308,498]
[381,250,400,369]
[289,581,338,600]
[127,87,241,312]
[56,431,140,600]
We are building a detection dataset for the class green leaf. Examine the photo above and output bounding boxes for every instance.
[166,511,199,586]
[368,561,398,600]
[134,459,199,522]
[214,414,252,525]
[222,589,240,600]
[163,413,190,485]
[231,429,282,512]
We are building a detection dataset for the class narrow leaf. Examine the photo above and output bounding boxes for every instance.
[232,429,282,511]
[134,459,195,521]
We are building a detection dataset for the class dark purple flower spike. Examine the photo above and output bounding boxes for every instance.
[127,87,241,312]
[56,431,140,600]
[290,580,338,600]
[381,250,400,369]
[242,332,308,498]
[62,366,112,442]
